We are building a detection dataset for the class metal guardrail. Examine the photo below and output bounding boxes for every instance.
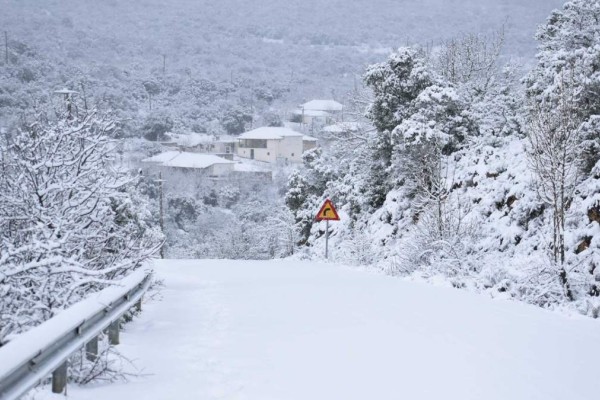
[0,269,152,400]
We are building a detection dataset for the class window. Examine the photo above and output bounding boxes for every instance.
[240,139,267,148]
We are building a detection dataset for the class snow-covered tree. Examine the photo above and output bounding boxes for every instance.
[524,0,600,173]
[0,110,162,345]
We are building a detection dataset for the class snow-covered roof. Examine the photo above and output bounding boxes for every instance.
[303,135,318,142]
[163,153,235,169]
[142,151,234,169]
[238,127,303,140]
[141,151,181,163]
[301,99,343,112]
[323,122,361,133]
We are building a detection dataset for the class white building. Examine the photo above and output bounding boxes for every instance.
[301,99,344,113]
[293,99,344,125]
[292,109,331,125]
[142,151,235,177]
[165,132,238,155]
[237,127,317,164]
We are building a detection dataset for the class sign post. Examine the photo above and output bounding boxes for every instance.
[315,199,340,259]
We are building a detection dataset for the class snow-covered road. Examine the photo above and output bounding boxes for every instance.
[59,259,599,400]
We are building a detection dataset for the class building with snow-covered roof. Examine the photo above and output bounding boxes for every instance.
[141,151,181,164]
[165,132,238,155]
[142,151,235,177]
[291,109,330,125]
[141,150,272,181]
[292,99,344,126]
[301,99,344,113]
[237,127,317,164]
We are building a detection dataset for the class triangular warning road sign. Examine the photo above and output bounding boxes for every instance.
[315,199,340,221]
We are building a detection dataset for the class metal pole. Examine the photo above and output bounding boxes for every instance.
[325,220,329,260]
[85,336,98,361]
[51,362,67,394]
[159,171,164,259]
[108,320,120,345]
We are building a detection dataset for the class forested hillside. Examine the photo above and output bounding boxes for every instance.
[1,0,563,136]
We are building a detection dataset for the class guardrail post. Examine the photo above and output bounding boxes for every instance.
[51,361,67,394]
[108,319,120,345]
[86,336,99,361]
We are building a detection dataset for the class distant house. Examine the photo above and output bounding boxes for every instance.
[142,151,235,177]
[213,136,238,155]
[292,109,331,125]
[237,127,317,164]
[293,99,344,125]
[141,150,272,180]
[168,133,216,152]
[302,99,344,113]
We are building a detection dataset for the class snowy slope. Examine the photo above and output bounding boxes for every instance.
[33,259,600,400]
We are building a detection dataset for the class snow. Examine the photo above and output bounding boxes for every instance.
[45,259,600,400]
[302,135,318,141]
[233,162,271,172]
[162,153,234,169]
[168,133,215,147]
[322,121,361,133]
[53,89,79,95]
[301,99,344,112]
[140,151,181,164]
[142,152,234,169]
[238,127,303,140]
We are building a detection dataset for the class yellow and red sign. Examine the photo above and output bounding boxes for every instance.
[315,199,340,221]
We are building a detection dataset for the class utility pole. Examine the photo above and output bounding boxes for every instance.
[79,82,88,112]
[4,31,8,65]
[158,171,165,259]
[250,88,254,129]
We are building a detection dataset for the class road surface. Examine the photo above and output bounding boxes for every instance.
[37,259,600,400]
